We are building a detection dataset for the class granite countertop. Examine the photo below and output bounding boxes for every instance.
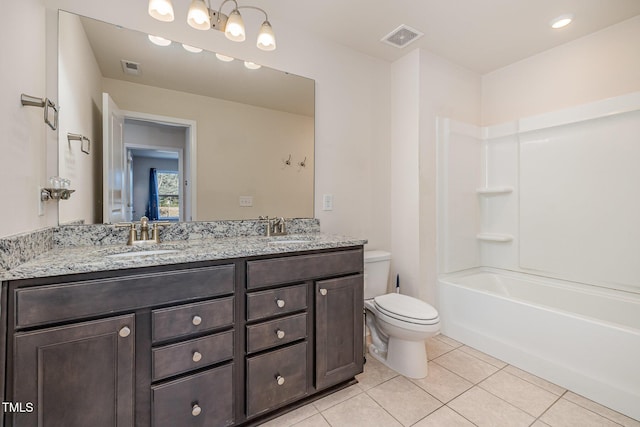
[1,234,367,281]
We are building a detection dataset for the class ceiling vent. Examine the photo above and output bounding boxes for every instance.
[380,24,424,48]
[121,59,141,76]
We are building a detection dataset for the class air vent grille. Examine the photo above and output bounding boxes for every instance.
[380,25,424,48]
[121,60,141,76]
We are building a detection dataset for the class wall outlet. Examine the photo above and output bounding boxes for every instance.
[322,194,333,211]
[239,196,253,207]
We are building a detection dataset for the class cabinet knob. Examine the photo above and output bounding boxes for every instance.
[192,315,202,326]
[191,404,202,417]
[192,351,202,362]
[276,375,285,386]
[276,329,285,339]
[319,288,328,296]
[276,299,286,308]
[118,326,131,338]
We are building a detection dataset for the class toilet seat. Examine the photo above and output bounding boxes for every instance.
[374,293,439,325]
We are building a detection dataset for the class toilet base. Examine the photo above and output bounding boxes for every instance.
[368,337,428,379]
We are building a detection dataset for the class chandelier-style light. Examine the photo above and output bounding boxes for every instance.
[148,0,276,51]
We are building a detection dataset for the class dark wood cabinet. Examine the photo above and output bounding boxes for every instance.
[315,275,364,390]
[12,315,135,427]
[3,247,364,426]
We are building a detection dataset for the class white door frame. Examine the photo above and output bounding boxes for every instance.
[121,109,198,221]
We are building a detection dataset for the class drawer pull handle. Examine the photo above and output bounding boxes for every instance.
[276,299,286,308]
[276,329,285,339]
[319,288,328,296]
[118,326,131,338]
[276,375,285,386]
[192,351,202,362]
[192,315,202,326]
[192,404,202,417]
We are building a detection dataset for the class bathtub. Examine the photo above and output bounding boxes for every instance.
[438,268,640,420]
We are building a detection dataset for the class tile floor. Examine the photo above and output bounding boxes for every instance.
[261,335,640,427]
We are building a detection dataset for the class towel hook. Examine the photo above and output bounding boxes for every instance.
[21,94,58,130]
[67,133,91,155]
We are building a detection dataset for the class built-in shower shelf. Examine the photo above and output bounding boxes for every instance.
[476,233,513,242]
[476,186,513,195]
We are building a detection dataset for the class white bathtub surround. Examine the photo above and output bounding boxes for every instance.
[437,92,640,420]
[439,268,640,421]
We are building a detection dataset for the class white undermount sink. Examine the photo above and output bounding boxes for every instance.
[106,249,180,258]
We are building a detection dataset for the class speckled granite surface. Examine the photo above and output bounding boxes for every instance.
[54,218,321,246]
[2,233,366,281]
[0,227,54,272]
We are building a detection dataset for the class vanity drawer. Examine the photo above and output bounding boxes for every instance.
[152,363,234,427]
[15,264,235,329]
[152,330,234,381]
[246,342,308,418]
[246,284,307,322]
[247,249,363,289]
[247,313,307,354]
[152,297,234,343]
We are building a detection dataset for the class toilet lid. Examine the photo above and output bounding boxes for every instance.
[374,293,439,324]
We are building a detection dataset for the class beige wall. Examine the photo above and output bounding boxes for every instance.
[58,12,103,224]
[482,15,640,125]
[103,78,314,220]
[0,0,57,237]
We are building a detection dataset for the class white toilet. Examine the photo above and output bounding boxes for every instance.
[364,250,440,379]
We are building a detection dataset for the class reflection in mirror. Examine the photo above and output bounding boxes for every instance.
[57,10,315,225]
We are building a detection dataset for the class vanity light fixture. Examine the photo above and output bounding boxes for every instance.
[550,13,574,29]
[215,53,235,62]
[148,0,276,51]
[244,61,261,70]
[182,43,203,53]
[148,34,172,46]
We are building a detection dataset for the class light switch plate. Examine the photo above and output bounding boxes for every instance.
[322,194,333,211]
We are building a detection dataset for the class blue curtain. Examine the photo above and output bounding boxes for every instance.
[147,168,160,220]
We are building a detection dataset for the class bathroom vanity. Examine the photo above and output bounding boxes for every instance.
[0,235,364,427]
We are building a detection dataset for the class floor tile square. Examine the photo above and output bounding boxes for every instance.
[562,392,640,427]
[448,386,535,427]
[479,370,558,417]
[291,413,331,427]
[312,384,363,412]
[425,336,454,360]
[459,345,507,368]
[321,393,402,427]
[260,403,319,427]
[502,365,566,396]
[356,355,398,391]
[433,348,500,384]
[412,406,476,427]
[540,398,621,427]
[410,362,473,404]
[366,376,442,426]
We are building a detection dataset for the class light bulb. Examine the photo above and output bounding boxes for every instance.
[225,10,246,42]
[244,61,261,70]
[187,0,211,30]
[257,21,276,51]
[148,0,175,22]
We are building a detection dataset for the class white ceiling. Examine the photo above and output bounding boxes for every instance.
[250,0,640,73]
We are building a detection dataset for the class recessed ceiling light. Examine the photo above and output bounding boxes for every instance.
[182,44,203,53]
[550,14,573,29]
[215,53,235,62]
[148,34,172,46]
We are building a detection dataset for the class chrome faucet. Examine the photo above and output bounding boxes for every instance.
[116,216,170,245]
[259,216,287,237]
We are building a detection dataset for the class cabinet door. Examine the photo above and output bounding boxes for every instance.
[315,275,364,390]
[12,315,135,427]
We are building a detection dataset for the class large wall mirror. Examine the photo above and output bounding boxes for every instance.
[57,11,315,225]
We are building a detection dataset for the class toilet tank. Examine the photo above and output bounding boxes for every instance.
[364,250,391,300]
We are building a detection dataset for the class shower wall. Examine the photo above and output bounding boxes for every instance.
[439,92,640,294]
